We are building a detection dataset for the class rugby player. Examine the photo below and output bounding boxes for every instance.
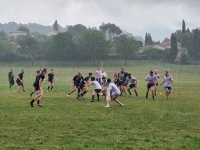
[160,71,174,99]
[89,77,102,102]
[105,78,123,108]
[145,70,158,100]
[67,71,83,97]
[8,69,14,88]
[16,69,25,93]
[30,68,47,107]
[30,70,40,97]
[126,73,138,98]
[77,73,93,99]
[47,69,55,92]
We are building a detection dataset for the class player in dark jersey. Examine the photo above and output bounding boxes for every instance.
[30,70,40,98]
[47,69,55,92]
[8,69,14,88]
[67,71,83,97]
[117,68,128,96]
[30,68,47,107]
[16,69,25,93]
[77,72,93,99]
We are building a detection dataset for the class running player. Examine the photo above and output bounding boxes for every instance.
[30,70,40,97]
[77,73,93,99]
[8,69,14,88]
[154,70,160,96]
[105,78,123,108]
[67,71,83,97]
[145,70,158,100]
[117,68,127,96]
[126,73,138,98]
[47,69,55,92]
[160,71,174,99]
[89,77,102,102]
[16,69,25,93]
[30,68,47,107]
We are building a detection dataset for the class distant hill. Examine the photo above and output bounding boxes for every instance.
[0,22,68,34]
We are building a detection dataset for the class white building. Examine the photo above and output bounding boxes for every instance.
[7,31,27,39]
[47,30,61,36]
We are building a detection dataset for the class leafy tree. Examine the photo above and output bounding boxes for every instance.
[53,20,59,31]
[17,26,30,34]
[99,23,122,35]
[182,20,186,34]
[68,24,87,39]
[116,34,139,65]
[0,30,6,37]
[170,33,178,62]
[48,32,75,60]
[17,36,39,66]
[78,29,109,64]
[180,52,191,64]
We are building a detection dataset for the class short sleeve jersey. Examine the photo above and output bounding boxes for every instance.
[17,73,23,81]
[8,72,14,79]
[80,76,90,86]
[48,73,54,81]
[118,72,127,82]
[127,76,137,85]
[108,83,120,93]
[145,75,157,84]
[164,75,173,87]
[96,70,101,78]
[91,81,102,90]
[101,81,109,88]
[154,74,160,79]
[73,75,83,85]
[35,74,45,87]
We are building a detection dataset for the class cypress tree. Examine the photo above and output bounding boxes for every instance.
[53,20,59,31]
[182,20,186,34]
[170,33,178,62]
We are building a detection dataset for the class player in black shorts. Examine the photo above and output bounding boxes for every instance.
[47,69,55,92]
[30,68,47,107]
[16,69,25,93]
[30,70,40,97]
[8,69,14,88]
[77,72,92,99]
[67,71,83,97]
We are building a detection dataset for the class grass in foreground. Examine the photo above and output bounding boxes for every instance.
[0,61,200,150]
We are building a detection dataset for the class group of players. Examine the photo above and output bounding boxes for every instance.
[8,67,173,108]
[66,67,174,107]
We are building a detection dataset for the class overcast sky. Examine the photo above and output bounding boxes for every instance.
[1,0,200,41]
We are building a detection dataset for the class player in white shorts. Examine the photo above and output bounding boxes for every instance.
[89,77,102,102]
[105,78,123,108]
[95,67,101,82]
[145,70,158,100]
[154,70,160,96]
[160,71,173,99]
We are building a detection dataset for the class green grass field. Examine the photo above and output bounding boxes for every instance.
[0,60,200,150]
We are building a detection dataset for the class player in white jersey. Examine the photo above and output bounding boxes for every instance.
[105,78,123,108]
[145,70,158,100]
[154,70,160,96]
[126,73,138,98]
[160,71,173,99]
[89,77,102,102]
[95,67,101,82]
